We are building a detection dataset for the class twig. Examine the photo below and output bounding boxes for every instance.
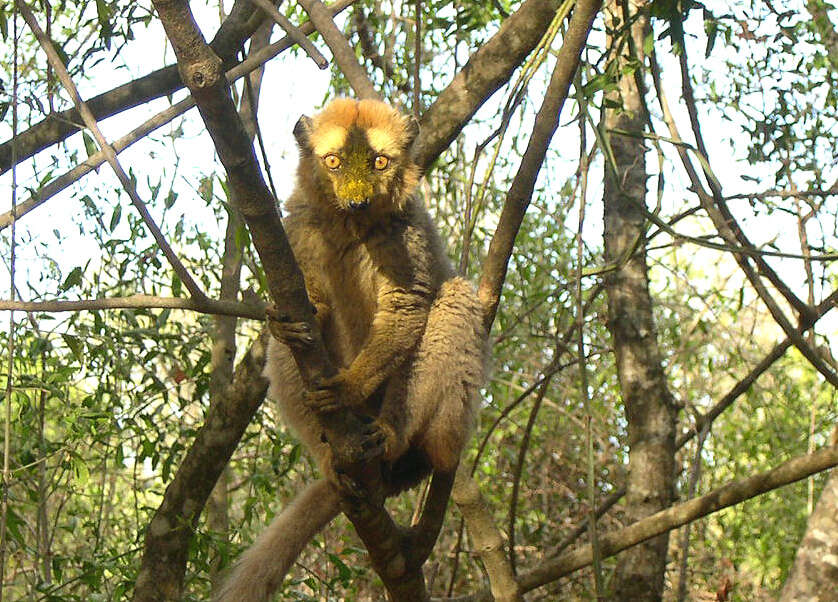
[519,446,838,595]
[574,60,603,596]
[675,423,709,602]
[555,287,838,558]
[676,41,810,318]
[0,0,265,174]
[249,0,328,68]
[413,0,422,118]
[0,9,20,601]
[17,0,209,303]
[415,0,576,171]
[297,0,381,100]
[650,46,838,389]
[507,376,549,574]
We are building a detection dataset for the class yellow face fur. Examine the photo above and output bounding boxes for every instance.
[294,99,420,213]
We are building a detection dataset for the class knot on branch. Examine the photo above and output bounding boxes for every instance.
[182,57,223,90]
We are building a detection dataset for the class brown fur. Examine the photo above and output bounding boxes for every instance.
[215,99,486,602]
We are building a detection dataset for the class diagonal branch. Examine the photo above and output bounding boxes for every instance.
[556,287,838,557]
[250,0,329,68]
[675,40,809,318]
[477,0,601,331]
[444,445,838,601]
[17,0,209,303]
[415,0,573,172]
[146,1,433,599]
[650,47,838,389]
[297,0,381,99]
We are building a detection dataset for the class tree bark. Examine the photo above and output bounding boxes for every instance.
[779,468,838,601]
[601,1,677,600]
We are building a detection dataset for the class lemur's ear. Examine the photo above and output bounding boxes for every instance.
[404,116,420,148]
[293,116,313,151]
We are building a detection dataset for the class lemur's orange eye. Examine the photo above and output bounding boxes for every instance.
[323,154,341,169]
[374,155,390,170]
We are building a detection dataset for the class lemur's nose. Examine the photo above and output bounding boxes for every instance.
[349,199,370,211]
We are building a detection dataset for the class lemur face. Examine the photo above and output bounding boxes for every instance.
[294,99,419,213]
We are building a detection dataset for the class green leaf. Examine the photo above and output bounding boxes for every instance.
[109,204,122,231]
[62,334,84,362]
[62,266,84,291]
[82,131,98,158]
[71,452,90,484]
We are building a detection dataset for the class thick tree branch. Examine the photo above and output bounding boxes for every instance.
[477,0,601,330]
[452,469,522,602]
[297,0,381,99]
[779,468,838,601]
[134,330,271,601]
[142,1,436,599]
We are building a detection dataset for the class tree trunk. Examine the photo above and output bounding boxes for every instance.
[601,1,677,599]
[779,469,838,601]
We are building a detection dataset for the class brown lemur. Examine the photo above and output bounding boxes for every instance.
[216,98,486,602]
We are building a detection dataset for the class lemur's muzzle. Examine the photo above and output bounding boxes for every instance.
[348,199,371,211]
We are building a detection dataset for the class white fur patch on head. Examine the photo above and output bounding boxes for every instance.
[311,125,348,156]
[365,127,400,156]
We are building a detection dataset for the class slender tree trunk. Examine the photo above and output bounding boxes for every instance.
[601,1,677,599]
[779,469,838,601]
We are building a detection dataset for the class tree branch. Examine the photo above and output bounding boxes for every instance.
[451,469,522,602]
[477,0,601,330]
[250,0,329,68]
[650,46,838,389]
[414,0,574,172]
[133,329,271,601]
[143,1,435,599]
[445,446,838,601]
[17,0,209,303]
[0,295,264,319]
[297,0,381,100]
